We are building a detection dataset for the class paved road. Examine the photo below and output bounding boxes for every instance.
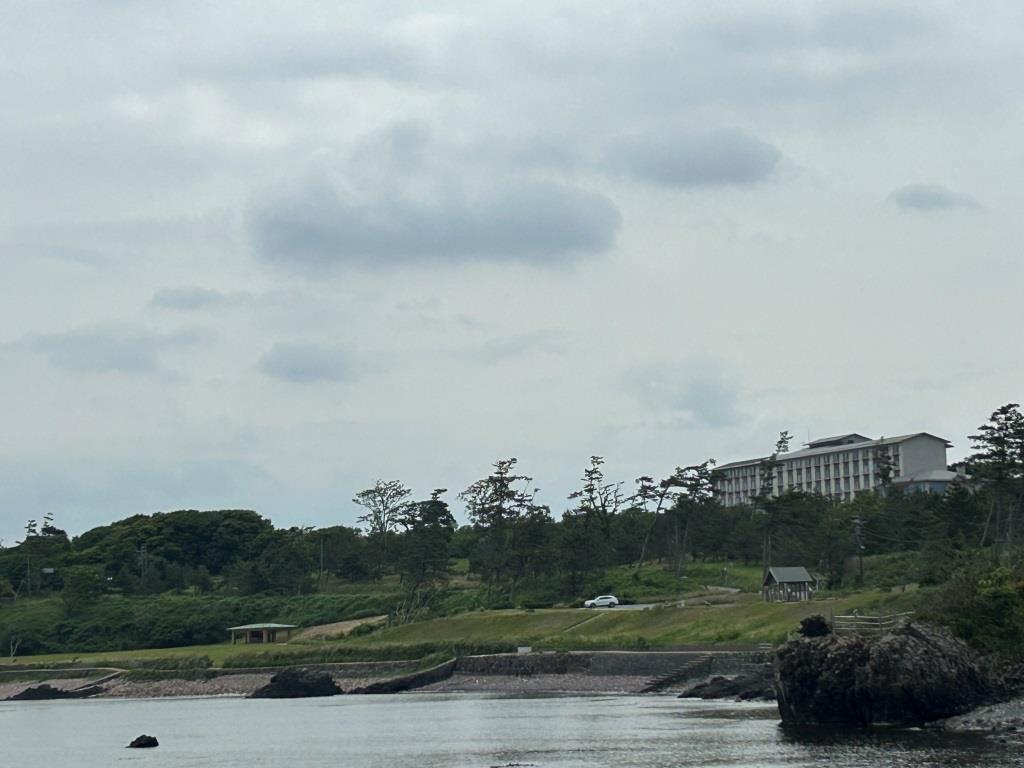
[580,603,656,611]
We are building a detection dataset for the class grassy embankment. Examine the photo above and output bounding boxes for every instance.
[0,557,921,668]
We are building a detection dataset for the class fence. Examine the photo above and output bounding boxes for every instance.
[832,612,914,636]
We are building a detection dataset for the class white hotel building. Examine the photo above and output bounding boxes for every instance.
[714,432,953,507]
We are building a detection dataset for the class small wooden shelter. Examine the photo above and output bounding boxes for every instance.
[227,622,297,645]
[762,567,815,603]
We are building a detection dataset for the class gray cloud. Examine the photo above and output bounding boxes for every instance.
[470,330,568,363]
[24,326,206,374]
[0,456,277,538]
[606,129,782,187]
[151,286,247,310]
[248,176,621,272]
[627,362,743,429]
[258,342,351,383]
[888,183,982,212]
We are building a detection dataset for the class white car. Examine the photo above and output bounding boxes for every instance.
[584,594,619,609]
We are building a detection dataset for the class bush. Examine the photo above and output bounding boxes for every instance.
[0,592,406,657]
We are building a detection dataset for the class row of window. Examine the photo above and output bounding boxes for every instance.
[722,485,866,506]
[719,472,883,496]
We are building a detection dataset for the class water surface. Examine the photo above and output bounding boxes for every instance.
[1,694,1018,767]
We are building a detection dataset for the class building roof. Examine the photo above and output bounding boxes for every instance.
[716,432,953,472]
[226,623,298,631]
[805,433,872,448]
[763,566,813,585]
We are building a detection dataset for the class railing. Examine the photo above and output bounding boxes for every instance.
[832,612,914,635]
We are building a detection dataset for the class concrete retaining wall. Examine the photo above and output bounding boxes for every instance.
[455,651,763,678]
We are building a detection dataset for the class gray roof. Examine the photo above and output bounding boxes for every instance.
[806,433,871,448]
[716,432,952,472]
[764,566,813,585]
[226,623,297,631]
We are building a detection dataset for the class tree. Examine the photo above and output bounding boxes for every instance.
[752,431,793,577]
[392,489,457,622]
[460,459,553,600]
[250,528,315,595]
[353,480,414,538]
[568,456,624,544]
[353,480,413,577]
[873,438,896,488]
[632,467,690,568]
[665,461,717,576]
[61,565,105,615]
[969,403,1024,557]
[562,457,624,582]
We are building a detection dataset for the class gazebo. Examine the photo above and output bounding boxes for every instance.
[762,567,815,603]
[227,622,298,645]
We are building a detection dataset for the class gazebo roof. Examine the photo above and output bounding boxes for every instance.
[226,623,298,631]
[763,566,813,585]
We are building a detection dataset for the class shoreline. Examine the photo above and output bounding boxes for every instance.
[0,670,677,701]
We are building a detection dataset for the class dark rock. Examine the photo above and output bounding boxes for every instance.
[798,614,831,638]
[774,620,993,726]
[678,669,775,702]
[128,735,159,748]
[249,668,341,699]
[6,683,103,701]
[349,658,456,694]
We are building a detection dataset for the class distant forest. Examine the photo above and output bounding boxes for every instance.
[2,402,1023,655]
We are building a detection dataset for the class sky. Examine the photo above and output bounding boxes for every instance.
[2,1,1022,543]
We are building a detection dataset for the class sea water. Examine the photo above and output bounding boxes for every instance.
[1,694,1019,767]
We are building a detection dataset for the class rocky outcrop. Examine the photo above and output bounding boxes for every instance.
[248,668,341,699]
[127,735,159,748]
[774,620,993,726]
[6,683,104,701]
[349,658,456,694]
[798,614,830,638]
[678,669,775,701]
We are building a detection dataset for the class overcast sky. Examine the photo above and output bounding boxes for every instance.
[2,1,1022,543]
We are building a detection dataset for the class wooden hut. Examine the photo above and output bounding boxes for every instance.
[227,622,297,645]
[762,567,815,602]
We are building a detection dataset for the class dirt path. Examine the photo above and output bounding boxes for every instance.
[291,615,387,641]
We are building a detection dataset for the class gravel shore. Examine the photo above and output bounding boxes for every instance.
[419,673,651,694]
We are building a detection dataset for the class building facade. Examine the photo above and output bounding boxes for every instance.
[714,432,952,507]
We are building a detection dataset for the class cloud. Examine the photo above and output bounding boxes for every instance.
[150,286,247,310]
[0,456,277,540]
[626,362,743,429]
[23,326,206,374]
[888,183,982,212]
[248,175,621,272]
[605,129,782,187]
[470,330,568,363]
[258,342,351,383]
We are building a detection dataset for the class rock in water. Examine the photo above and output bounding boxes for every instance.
[6,683,102,701]
[249,668,341,699]
[774,620,992,726]
[678,670,775,701]
[128,735,159,748]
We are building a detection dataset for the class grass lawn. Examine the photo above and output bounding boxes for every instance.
[2,587,921,668]
[0,641,314,668]
[341,588,919,649]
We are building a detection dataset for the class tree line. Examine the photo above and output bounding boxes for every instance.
[2,403,1022,627]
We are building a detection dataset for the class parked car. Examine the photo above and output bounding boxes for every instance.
[584,594,619,608]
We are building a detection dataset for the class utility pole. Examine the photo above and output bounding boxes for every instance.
[851,516,865,586]
[25,554,31,597]
[319,535,326,590]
